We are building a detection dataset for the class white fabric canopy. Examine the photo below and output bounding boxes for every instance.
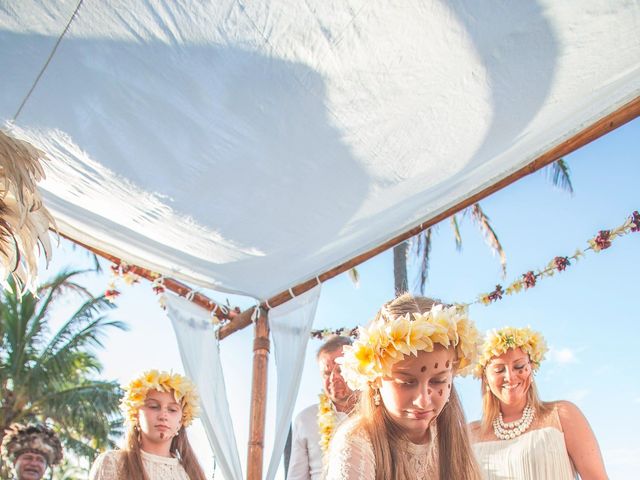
[167,293,243,480]
[1,1,639,299]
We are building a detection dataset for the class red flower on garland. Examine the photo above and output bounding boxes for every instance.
[631,211,640,232]
[153,285,165,295]
[105,289,120,302]
[554,256,570,271]
[488,285,504,302]
[522,271,537,289]
[110,264,120,275]
[593,230,612,250]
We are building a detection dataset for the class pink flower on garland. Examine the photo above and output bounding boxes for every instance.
[522,271,537,289]
[554,256,570,271]
[593,230,612,250]
[631,211,640,232]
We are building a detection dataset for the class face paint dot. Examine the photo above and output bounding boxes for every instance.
[445,360,450,368]
[447,383,451,389]
[421,366,427,372]
[434,362,438,369]
[439,389,443,396]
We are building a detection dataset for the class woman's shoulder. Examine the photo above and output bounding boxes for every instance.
[330,415,375,458]
[547,400,581,420]
[333,416,371,444]
[325,416,375,479]
[89,450,124,479]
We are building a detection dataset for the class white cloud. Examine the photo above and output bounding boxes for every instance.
[548,346,578,365]
[565,388,590,403]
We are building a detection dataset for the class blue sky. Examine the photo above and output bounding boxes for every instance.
[42,117,638,478]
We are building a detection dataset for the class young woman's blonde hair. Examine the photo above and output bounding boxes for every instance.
[352,293,482,480]
[119,424,206,480]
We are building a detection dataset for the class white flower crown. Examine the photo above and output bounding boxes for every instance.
[338,304,480,391]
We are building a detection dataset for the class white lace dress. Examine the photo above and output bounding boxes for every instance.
[472,406,577,480]
[324,417,438,480]
[89,449,190,480]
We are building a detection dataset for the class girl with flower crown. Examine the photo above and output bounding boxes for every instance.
[470,327,607,479]
[324,293,483,480]
[89,370,206,480]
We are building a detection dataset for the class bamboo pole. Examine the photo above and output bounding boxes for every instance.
[246,308,270,480]
[223,94,640,330]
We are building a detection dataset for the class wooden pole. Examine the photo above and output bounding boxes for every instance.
[247,308,270,480]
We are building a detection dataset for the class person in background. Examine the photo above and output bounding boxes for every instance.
[288,336,357,480]
[470,326,608,479]
[1,423,63,480]
[89,370,206,480]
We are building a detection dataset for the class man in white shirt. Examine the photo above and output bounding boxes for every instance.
[287,336,356,480]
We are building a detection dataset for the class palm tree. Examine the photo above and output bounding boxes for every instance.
[394,159,574,294]
[0,270,127,476]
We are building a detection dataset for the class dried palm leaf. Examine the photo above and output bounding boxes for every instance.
[0,129,57,293]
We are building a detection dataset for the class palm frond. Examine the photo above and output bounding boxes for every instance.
[1,269,124,463]
[414,228,433,295]
[546,158,574,194]
[471,204,507,278]
[450,215,462,251]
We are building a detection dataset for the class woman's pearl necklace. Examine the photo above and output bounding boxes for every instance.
[493,404,535,440]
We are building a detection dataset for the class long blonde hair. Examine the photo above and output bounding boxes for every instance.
[352,294,482,480]
[120,425,206,480]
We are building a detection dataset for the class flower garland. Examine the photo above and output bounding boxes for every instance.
[339,304,480,391]
[312,211,639,339]
[104,262,238,327]
[473,326,548,378]
[121,369,200,427]
[478,210,639,304]
[317,392,338,459]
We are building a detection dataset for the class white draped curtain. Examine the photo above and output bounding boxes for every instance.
[167,294,243,480]
[166,285,321,480]
[266,285,321,480]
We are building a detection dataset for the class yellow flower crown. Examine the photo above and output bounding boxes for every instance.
[473,326,548,378]
[339,304,480,391]
[121,370,200,427]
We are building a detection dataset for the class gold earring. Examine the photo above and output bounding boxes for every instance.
[373,390,381,407]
